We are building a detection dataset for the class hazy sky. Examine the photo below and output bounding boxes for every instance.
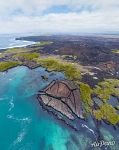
[0,0,119,34]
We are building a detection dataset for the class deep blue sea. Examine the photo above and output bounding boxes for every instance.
[0,35,119,150]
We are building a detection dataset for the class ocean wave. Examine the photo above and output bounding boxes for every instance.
[7,115,31,123]
[14,129,26,144]
[9,128,27,150]
[82,124,95,136]
[8,118,31,149]
[9,96,14,111]
[17,117,31,123]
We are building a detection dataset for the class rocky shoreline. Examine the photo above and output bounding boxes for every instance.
[37,79,119,143]
[37,81,99,142]
[38,80,83,120]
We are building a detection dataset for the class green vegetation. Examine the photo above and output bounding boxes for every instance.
[0,61,20,72]
[74,78,119,125]
[36,57,81,81]
[0,47,33,59]
[34,41,53,46]
[0,53,5,58]
[92,79,119,125]
[112,50,119,54]
[0,46,41,59]
[6,47,31,54]
[93,104,119,125]
[94,79,119,101]
[78,82,93,114]
[13,52,39,61]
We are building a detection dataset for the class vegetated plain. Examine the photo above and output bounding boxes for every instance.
[1,35,119,126]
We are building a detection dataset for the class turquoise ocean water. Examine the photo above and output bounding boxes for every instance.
[0,66,83,150]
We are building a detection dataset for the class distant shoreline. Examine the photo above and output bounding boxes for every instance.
[16,34,119,43]
[0,35,35,51]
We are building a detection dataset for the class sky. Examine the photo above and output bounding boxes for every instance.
[0,0,119,34]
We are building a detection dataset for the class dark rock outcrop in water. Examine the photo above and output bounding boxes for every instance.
[38,80,83,120]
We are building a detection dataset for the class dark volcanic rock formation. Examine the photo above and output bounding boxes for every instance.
[38,80,83,120]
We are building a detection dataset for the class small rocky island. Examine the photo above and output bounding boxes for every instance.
[38,80,83,120]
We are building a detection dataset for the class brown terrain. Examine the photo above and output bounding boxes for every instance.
[17,35,119,86]
[38,80,83,120]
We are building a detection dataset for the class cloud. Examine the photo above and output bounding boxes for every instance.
[0,0,119,34]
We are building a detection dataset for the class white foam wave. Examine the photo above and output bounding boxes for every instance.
[82,124,95,135]
[8,117,31,149]
[7,115,31,123]
[16,117,31,123]
[9,96,14,111]
[11,128,27,148]
[15,129,26,144]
